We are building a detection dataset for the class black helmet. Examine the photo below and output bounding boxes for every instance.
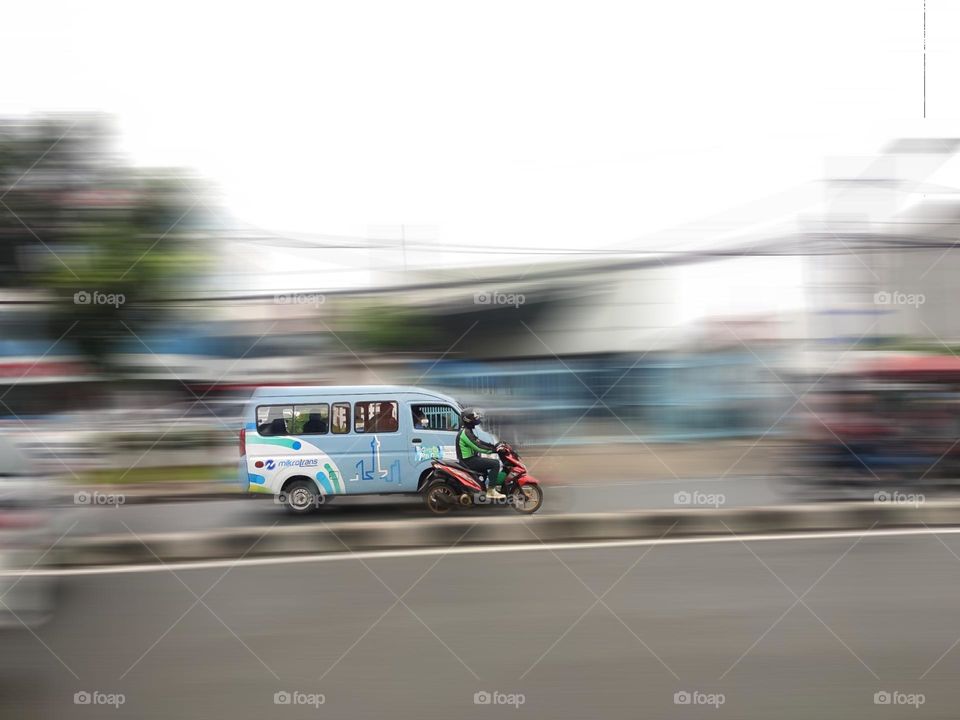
[461,407,484,428]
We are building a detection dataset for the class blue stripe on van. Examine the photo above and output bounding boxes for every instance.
[247,437,303,450]
[315,472,333,495]
[324,463,343,493]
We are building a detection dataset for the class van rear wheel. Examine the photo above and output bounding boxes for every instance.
[283,479,321,515]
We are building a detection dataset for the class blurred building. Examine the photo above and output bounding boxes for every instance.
[6,116,957,452]
[804,140,960,346]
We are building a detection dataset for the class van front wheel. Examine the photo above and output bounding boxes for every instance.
[282,480,321,515]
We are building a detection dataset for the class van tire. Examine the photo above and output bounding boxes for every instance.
[283,479,321,515]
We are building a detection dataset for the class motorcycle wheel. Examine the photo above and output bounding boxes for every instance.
[424,483,457,515]
[511,484,543,514]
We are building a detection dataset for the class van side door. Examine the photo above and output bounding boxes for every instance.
[407,402,461,487]
[347,398,406,492]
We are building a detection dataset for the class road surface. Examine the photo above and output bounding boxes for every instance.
[64,474,785,537]
[3,530,960,718]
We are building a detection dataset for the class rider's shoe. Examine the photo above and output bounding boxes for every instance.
[485,485,505,500]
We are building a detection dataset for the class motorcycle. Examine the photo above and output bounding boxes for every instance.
[422,442,543,515]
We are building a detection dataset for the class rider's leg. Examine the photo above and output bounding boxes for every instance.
[483,459,500,486]
[479,458,503,497]
[463,456,492,489]
[464,457,501,495]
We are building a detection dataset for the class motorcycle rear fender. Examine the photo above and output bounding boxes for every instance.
[431,462,483,492]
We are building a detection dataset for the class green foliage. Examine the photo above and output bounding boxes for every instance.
[0,116,211,369]
[347,301,439,351]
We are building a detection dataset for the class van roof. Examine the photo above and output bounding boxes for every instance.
[250,385,460,405]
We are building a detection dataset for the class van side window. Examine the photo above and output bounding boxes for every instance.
[256,405,293,436]
[354,400,399,433]
[411,404,460,432]
[331,403,350,434]
[292,404,329,434]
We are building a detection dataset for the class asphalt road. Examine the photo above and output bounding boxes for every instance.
[4,531,960,718]
[64,475,784,537]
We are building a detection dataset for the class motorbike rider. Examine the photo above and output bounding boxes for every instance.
[456,408,504,499]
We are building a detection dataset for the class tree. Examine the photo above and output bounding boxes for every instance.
[0,115,210,371]
[346,300,440,353]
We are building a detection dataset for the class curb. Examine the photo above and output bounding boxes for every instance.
[51,500,960,568]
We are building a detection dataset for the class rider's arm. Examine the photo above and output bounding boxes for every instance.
[462,427,498,453]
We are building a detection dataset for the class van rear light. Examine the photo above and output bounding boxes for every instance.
[239,428,246,457]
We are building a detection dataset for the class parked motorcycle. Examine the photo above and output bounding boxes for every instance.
[422,442,543,514]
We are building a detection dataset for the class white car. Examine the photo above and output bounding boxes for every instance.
[0,434,60,628]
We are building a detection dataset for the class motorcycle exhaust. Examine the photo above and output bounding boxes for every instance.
[458,493,472,506]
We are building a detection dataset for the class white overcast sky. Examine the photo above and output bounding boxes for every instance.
[3,0,960,309]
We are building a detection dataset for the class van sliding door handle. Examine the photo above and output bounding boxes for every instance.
[411,438,422,443]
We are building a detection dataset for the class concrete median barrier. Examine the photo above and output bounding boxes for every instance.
[50,500,960,567]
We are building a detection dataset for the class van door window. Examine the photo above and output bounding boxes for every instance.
[411,404,460,432]
[292,404,329,434]
[354,401,399,433]
[331,403,351,434]
[256,405,293,436]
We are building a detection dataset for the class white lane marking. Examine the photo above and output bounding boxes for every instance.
[5,525,960,578]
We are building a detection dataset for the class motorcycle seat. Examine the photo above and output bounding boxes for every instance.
[434,459,479,475]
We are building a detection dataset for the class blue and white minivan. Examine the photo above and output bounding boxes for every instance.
[240,386,463,513]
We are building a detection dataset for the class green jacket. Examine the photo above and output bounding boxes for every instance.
[456,426,497,461]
